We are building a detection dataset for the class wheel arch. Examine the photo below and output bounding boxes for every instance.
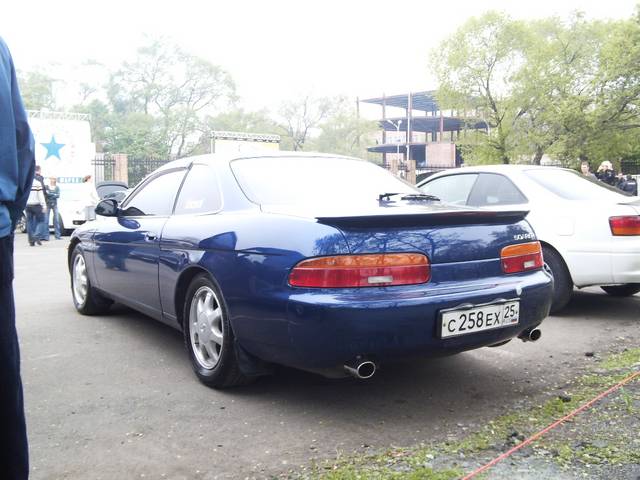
[68,237,81,272]
[539,240,573,284]
[174,266,213,330]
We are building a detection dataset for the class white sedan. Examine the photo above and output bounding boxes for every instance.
[418,165,640,312]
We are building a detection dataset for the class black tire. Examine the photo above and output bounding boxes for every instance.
[601,284,640,297]
[70,245,113,315]
[542,246,573,314]
[59,216,73,236]
[182,273,251,388]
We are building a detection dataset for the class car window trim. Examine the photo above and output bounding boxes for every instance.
[421,172,480,205]
[120,167,188,217]
[467,172,529,207]
[172,162,225,216]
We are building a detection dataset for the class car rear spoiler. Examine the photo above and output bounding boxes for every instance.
[315,210,530,229]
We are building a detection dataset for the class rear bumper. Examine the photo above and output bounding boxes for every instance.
[237,270,553,371]
[565,239,640,286]
[611,249,640,284]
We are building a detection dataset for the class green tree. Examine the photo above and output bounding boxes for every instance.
[206,108,280,134]
[277,95,336,151]
[584,10,640,166]
[432,11,528,164]
[104,112,166,158]
[18,71,57,110]
[307,96,378,158]
[108,37,236,157]
[509,14,608,164]
[432,9,640,168]
[73,99,111,153]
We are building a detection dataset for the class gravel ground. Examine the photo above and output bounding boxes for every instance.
[445,375,640,479]
[290,350,640,480]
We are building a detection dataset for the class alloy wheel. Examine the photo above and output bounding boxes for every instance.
[72,254,88,306]
[189,286,224,370]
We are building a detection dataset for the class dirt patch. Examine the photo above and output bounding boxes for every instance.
[283,348,640,480]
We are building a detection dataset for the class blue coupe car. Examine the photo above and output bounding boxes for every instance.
[69,153,553,388]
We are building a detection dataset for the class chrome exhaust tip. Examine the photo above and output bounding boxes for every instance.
[344,359,377,379]
[519,328,542,342]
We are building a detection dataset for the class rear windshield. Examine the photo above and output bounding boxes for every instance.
[524,169,633,201]
[230,156,417,205]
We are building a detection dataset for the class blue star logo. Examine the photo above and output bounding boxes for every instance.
[41,135,65,160]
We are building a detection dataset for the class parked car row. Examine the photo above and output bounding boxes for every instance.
[69,153,556,388]
[67,154,638,389]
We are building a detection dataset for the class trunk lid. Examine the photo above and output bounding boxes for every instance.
[619,197,640,214]
[263,201,534,264]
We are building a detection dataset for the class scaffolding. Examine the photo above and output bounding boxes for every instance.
[360,91,488,180]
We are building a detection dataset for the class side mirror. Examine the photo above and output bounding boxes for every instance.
[95,199,119,217]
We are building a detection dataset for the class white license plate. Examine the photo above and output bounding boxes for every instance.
[440,300,519,338]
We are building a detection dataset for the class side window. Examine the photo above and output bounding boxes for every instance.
[174,165,222,215]
[468,173,527,207]
[121,169,186,216]
[419,174,479,205]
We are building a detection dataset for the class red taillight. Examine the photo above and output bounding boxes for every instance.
[288,253,430,288]
[610,216,640,236]
[501,241,543,274]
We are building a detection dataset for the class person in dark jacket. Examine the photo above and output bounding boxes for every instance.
[596,160,617,186]
[44,177,61,240]
[621,175,638,196]
[34,165,48,241]
[25,173,45,246]
[0,36,35,480]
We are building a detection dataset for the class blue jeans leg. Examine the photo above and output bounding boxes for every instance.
[0,235,29,479]
[38,210,48,241]
[26,208,39,244]
[52,205,61,239]
[47,206,61,239]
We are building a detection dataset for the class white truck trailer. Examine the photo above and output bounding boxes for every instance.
[22,110,97,234]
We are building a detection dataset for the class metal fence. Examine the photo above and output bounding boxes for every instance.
[92,155,116,183]
[92,155,173,187]
[127,157,173,186]
[622,159,640,175]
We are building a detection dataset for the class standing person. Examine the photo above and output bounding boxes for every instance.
[579,160,597,179]
[81,174,100,222]
[45,177,61,240]
[596,160,617,186]
[33,165,48,241]
[25,174,46,246]
[622,174,638,196]
[0,36,35,480]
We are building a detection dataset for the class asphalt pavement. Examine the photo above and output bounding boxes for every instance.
[12,237,640,479]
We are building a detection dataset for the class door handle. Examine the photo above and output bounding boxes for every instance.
[145,232,157,241]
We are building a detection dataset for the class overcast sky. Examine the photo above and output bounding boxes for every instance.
[1,0,636,115]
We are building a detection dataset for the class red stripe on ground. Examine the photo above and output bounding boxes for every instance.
[461,369,640,480]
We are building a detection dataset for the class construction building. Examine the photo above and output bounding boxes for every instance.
[360,91,487,183]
